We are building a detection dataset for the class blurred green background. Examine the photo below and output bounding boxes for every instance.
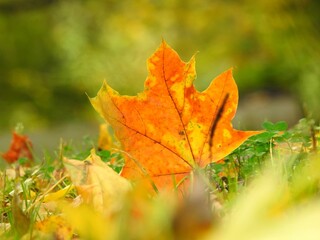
[0,0,319,151]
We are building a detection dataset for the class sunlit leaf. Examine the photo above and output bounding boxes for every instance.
[91,41,262,191]
[63,149,131,215]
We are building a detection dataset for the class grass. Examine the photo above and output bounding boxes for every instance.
[0,118,319,239]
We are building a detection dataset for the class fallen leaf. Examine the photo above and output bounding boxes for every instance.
[42,184,74,203]
[98,123,117,150]
[97,123,120,165]
[35,215,73,240]
[63,149,131,216]
[1,132,33,166]
[90,41,262,191]
[62,203,112,240]
[12,185,31,237]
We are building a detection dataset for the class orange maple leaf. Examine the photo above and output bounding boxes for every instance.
[91,41,262,191]
[1,131,33,165]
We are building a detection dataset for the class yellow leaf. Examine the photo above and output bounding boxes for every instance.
[35,215,73,240]
[98,123,116,150]
[43,184,74,203]
[62,203,113,240]
[63,149,131,216]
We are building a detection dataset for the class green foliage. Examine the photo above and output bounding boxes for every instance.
[262,121,288,132]
[210,119,318,200]
[96,150,125,174]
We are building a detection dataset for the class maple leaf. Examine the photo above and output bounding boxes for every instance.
[90,41,262,191]
[1,131,33,165]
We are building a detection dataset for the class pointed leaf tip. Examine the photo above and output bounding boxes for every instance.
[91,41,263,191]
